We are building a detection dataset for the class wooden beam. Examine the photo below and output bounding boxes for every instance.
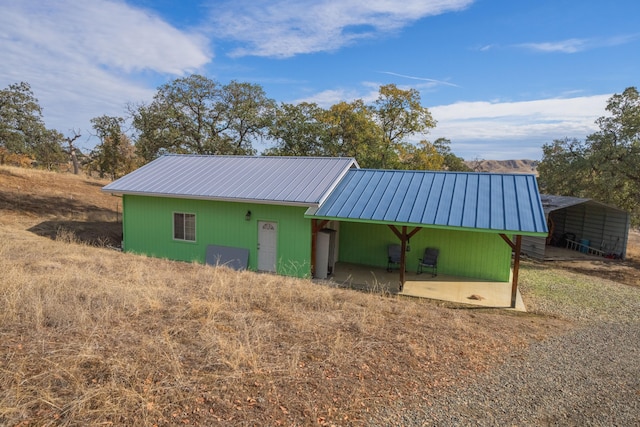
[407,227,422,239]
[386,225,422,290]
[387,224,402,240]
[387,225,422,291]
[499,233,516,251]
[400,226,407,286]
[499,233,522,308]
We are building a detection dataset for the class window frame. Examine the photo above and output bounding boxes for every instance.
[173,212,196,242]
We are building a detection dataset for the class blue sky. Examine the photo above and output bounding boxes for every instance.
[1,0,638,160]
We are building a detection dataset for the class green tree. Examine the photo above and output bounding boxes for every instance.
[264,102,328,156]
[585,87,640,218]
[0,81,70,168]
[132,75,275,162]
[397,140,445,170]
[434,138,471,171]
[370,84,436,169]
[318,100,383,167]
[538,87,640,224]
[90,115,137,179]
[264,85,443,169]
[537,138,591,196]
[32,129,67,170]
[0,82,45,157]
[396,138,471,171]
[220,81,276,154]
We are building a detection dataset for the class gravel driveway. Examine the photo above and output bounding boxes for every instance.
[371,271,640,426]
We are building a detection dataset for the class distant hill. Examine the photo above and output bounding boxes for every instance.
[465,159,538,175]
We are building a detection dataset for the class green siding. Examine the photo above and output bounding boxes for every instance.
[338,222,512,282]
[122,195,311,278]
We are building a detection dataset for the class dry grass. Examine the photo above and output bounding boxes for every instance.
[0,166,569,426]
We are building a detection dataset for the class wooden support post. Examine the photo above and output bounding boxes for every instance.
[499,233,522,308]
[387,225,422,291]
[400,226,407,286]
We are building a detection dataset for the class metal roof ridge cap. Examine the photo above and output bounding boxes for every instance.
[316,160,359,207]
[531,176,548,232]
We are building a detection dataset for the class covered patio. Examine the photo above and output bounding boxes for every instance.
[307,169,548,310]
[323,262,526,311]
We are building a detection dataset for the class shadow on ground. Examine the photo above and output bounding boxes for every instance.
[28,220,122,247]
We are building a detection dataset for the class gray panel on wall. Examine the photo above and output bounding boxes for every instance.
[206,245,249,270]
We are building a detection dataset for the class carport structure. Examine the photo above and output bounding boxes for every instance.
[307,169,548,308]
[522,194,630,260]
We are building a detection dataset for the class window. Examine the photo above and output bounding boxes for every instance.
[174,212,196,241]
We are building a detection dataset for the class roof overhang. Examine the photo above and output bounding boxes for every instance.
[305,209,549,237]
[108,190,318,207]
[307,169,548,236]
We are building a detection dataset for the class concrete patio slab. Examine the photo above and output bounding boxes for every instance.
[322,262,526,311]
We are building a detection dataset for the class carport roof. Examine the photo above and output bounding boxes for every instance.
[102,154,358,206]
[540,194,627,215]
[306,169,548,236]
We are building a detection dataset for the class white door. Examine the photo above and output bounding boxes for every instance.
[258,221,278,272]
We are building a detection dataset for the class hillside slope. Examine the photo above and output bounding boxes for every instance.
[0,165,567,426]
[0,166,121,245]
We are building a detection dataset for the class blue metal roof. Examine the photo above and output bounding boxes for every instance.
[102,155,358,206]
[307,169,548,235]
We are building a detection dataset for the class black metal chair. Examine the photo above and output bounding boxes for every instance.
[387,244,402,272]
[417,248,439,277]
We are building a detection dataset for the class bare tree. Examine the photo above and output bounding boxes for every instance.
[65,129,81,174]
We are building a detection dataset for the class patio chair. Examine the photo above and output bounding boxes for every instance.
[417,248,439,277]
[387,244,402,272]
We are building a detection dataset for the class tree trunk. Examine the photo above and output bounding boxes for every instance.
[71,149,79,175]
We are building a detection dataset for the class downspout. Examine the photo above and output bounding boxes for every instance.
[311,219,329,278]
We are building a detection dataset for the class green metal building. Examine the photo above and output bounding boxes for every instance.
[103,155,548,290]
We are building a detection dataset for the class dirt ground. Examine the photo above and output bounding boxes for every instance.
[544,230,640,288]
[0,166,122,247]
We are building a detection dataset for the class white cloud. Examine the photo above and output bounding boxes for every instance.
[428,95,611,159]
[2,0,211,74]
[378,71,459,87]
[294,83,381,107]
[295,89,357,107]
[0,0,212,145]
[206,0,474,57]
[518,38,588,53]
[517,34,639,53]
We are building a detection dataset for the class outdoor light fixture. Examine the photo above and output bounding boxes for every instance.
[245,210,252,221]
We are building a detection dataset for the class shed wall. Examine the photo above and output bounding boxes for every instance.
[550,203,629,257]
[338,222,513,281]
[521,235,547,259]
[122,195,312,277]
[522,202,630,259]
